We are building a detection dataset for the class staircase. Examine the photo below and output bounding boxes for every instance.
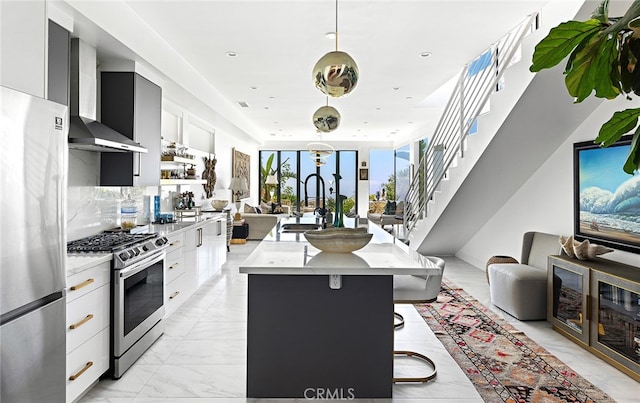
[404,1,603,255]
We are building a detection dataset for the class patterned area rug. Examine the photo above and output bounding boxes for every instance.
[414,281,615,403]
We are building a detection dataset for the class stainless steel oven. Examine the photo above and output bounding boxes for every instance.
[67,231,169,379]
[112,250,166,378]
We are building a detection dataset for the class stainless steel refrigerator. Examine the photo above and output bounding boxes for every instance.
[1,85,67,402]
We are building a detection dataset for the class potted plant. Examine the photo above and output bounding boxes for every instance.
[530,0,640,173]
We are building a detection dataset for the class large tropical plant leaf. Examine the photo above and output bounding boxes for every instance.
[624,130,640,173]
[595,108,640,174]
[530,20,603,72]
[565,34,604,102]
[530,0,640,173]
[562,30,620,102]
[595,107,640,146]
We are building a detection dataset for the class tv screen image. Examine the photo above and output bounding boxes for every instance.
[574,135,640,254]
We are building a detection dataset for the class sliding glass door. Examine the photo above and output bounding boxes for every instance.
[259,150,358,215]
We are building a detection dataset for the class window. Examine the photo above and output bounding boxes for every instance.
[369,149,394,202]
[259,150,357,214]
[395,144,410,201]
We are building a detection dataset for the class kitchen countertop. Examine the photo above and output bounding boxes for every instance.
[66,212,226,276]
[149,212,225,236]
[239,217,439,276]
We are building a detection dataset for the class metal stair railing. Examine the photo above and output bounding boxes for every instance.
[404,13,539,238]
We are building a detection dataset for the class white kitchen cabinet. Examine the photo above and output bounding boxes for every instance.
[66,261,110,403]
[164,232,188,317]
[66,328,109,403]
[66,283,109,353]
[212,216,227,270]
[183,219,225,288]
[197,220,216,286]
[0,0,46,98]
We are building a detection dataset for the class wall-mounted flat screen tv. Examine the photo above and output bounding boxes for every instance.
[574,135,640,254]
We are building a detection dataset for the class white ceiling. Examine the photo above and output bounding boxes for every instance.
[67,0,553,144]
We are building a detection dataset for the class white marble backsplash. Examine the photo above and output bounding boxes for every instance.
[66,149,223,241]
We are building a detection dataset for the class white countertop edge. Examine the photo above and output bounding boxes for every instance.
[66,254,112,276]
[239,266,439,275]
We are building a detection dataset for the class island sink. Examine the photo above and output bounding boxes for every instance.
[279,223,323,233]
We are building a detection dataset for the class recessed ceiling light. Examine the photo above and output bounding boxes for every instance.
[269,96,275,99]
[264,106,269,110]
[393,87,400,91]
[270,133,276,136]
[420,52,432,58]
[325,32,336,39]
[226,51,237,57]
[408,121,413,124]
[250,86,258,90]
[376,107,381,110]
[406,96,412,100]
[238,101,249,108]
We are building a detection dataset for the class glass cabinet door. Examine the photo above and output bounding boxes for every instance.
[547,256,590,346]
[591,271,640,375]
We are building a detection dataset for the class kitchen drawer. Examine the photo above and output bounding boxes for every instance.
[66,284,110,353]
[66,327,109,403]
[165,273,188,318]
[67,261,110,303]
[165,232,184,254]
[166,248,185,284]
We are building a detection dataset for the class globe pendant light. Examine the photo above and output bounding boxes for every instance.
[313,99,341,132]
[312,0,359,98]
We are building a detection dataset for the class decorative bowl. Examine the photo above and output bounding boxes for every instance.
[303,227,373,253]
[211,199,228,210]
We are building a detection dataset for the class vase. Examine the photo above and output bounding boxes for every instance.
[333,194,346,228]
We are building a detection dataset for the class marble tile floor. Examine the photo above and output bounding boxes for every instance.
[79,242,639,402]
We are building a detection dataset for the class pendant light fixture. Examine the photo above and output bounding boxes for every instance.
[312,97,341,132]
[312,0,359,98]
[306,139,334,167]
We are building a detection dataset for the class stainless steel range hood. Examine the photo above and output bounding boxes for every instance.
[67,39,147,153]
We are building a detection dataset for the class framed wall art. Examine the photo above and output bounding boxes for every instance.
[232,148,251,199]
[359,168,368,181]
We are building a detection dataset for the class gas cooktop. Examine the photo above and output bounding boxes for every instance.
[67,231,169,269]
[67,232,159,253]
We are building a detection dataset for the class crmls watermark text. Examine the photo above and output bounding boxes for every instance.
[304,387,356,400]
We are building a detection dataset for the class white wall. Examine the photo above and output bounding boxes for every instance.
[457,97,640,269]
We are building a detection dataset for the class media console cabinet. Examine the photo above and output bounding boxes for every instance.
[547,255,640,381]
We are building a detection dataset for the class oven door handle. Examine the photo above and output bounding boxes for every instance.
[118,251,166,279]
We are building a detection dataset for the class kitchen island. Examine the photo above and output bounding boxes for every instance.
[239,218,439,398]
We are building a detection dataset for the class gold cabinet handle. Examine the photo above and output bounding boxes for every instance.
[169,291,180,299]
[169,263,179,270]
[169,240,181,247]
[69,314,94,330]
[70,278,94,291]
[69,361,93,381]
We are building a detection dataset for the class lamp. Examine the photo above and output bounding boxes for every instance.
[265,174,278,201]
[229,177,248,220]
[312,0,359,98]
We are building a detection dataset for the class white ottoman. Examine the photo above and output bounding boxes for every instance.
[488,263,547,320]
